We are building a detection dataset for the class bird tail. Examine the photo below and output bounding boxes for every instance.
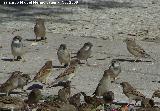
[144,53,156,62]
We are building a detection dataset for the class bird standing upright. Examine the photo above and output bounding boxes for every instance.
[57,44,70,67]
[11,36,24,61]
[34,18,46,42]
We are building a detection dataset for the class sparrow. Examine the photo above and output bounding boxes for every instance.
[106,59,121,82]
[34,18,46,42]
[152,90,160,98]
[77,42,93,64]
[11,36,24,61]
[18,74,31,90]
[0,96,25,110]
[120,82,145,104]
[27,89,42,105]
[92,70,112,96]
[32,61,53,84]
[81,92,104,107]
[0,71,22,96]
[57,44,70,67]
[103,91,114,103]
[124,38,155,61]
[69,92,81,108]
[141,98,154,108]
[50,59,79,84]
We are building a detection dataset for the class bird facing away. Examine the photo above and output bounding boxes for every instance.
[50,59,80,85]
[34,18,46,42]
[27,89,42,106]
[93,69,112,96]
[77,42,93,63]
[152,90,160,98]
[106,59,121,82]
[0,71,22,96]
[120,82,145,104]
[11,36,24,61]
[57,44,70,67]
[32,61,52,84]
[124,38,155,61]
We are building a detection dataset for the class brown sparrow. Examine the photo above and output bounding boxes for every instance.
[152,90,160,98]
[93,70,112,96]
[32,61,52,84]
[69,92,81,108]
[106,59,121,82]
[27,89,42,105]
[11,36,24,61]
[0,71,22,96]
[50,59,79,84]
[103,91,114,103]
[141,98,154,108]
[120,82,145,104]
[57,44,70,67]
[77,42,93,64]
[124,38,155,61]
[34,18,46,42]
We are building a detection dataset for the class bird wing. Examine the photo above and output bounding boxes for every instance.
[131,43,147,55]
[127,89,145,98]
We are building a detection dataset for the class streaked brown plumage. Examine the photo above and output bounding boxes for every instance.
[27,89,41,105]
[124,38,155,61]
[57,44,70,67]
[120,82,145,104]
[33,61,52,84]
[69,92,81,108]
[34,18,46,41]
[77,42,93,63]
[152,90,160,98]
[141,98,154,108]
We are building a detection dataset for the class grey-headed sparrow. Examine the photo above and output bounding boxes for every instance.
[34,18,46,42]
[120,82,145,104]
[32,61,52,84]
[11,36,24,61]
[27,89,41,105]
[93,70,112,96]
[152,90,160,98]
[77,42,93,64]
[106,59,121,82]
[0,71,22,96]
[50,59,79,84]
[57,44,70,67]
[124,38,155,61]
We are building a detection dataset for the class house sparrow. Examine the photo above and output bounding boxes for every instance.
[106,59,121,82]
[11,36,24,61]
[0,71,22,96]
[77,42,93,64]
[57,44,70,67]
[124,38,155,61]
[32,61,53,84]
[34,18,46,41]
[18,74,31,89]
[141,98,154,108]
[93,70,112,96]
[69,92,81,108]
[152,90,160,98]
[120,82,145,104]
[27,89,42,105]
[50,59,79,84]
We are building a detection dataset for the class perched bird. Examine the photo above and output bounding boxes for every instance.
[93,70,112,96]
[0,71,22,96]
[11,36,24,61]
[120,82,145,104]
[32,61,53,84]
[18,74,31,90]
[34,18,46,42]
[124,38,155,61]
[27,89,42,106]
[50,59,79,84]
[105,59,121,82]
[141,98,154,108]
[69,92,81,108]
[57,44,70,67]
[152,90,160,99]
[103,91,114,103]
[77,42,93,64]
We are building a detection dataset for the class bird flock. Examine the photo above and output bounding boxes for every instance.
[0,18,159,111]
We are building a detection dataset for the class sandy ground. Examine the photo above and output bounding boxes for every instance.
[0,0,160,105]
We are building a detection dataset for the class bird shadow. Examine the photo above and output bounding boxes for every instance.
[1,58,17,62]
[53,65,66,68]
[25,38,42,42]
[115,58,152,63]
